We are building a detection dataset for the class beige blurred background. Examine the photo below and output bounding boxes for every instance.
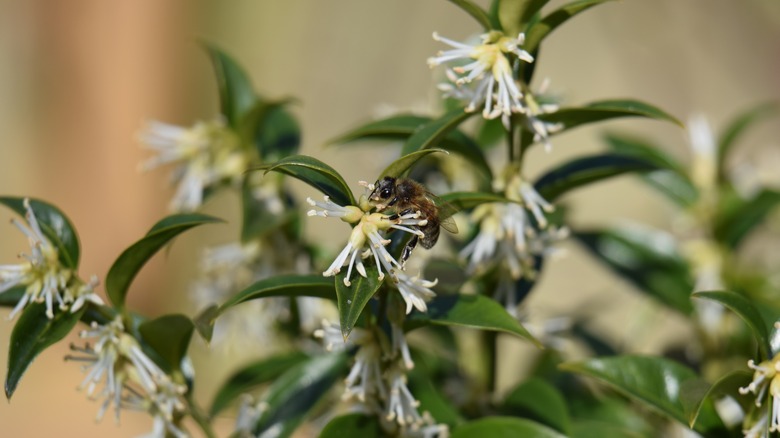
[0,0,778,436]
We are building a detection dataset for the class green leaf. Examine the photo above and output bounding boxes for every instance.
[502,377,571,434]
[541,99,683,134]
[439,192,515,217]
[336,264,382,339]
[570,421,645,438]
[642,170,699,207]
[603,133,686,174]
[560,356,726,435]
[524,0,618,51]
[574,227,693,314]
[406,294,540,346]
[0,286,24,307]
[320,413,382,438]
[6,302,85,398]
[209,351,309,417]
[252,353,348,437]
[400,107,476,156]
[447,0,494,30]
[260,155,355,207]
[409,372,464,426]
[534,154,659,202]
[138,314,194,373]
[0,197,81,270]
[680,370,752,430]
[453,417,567,438]
[203,43,257,128]
[240,176,297,242]
[255,104,301,160]
[195,275,335,342]
[714,189,780,248]
[718,102,779,177]
[496,0,550,36]
[379,149,449,180]
[105,213,221,309]
[693,290,770,359]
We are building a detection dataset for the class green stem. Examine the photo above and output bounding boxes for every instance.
[187,393,217,438]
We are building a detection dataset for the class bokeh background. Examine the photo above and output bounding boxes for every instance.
[0,0,779,436]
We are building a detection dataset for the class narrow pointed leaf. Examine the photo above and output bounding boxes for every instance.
[6,303,85,398]
[693,290,770,359]
[681,370,752,429]
[574,227,693,314]
[105,213,221,309]
[320,414,382,438]
[138,314,194,373]
[409,372,464,426]
[540,99,683,134]
[714,189,780,249]
[496,0,550,37]
[203,43,257,127]
[195,274,336,342]
[260,155,355,207]
[400,107,476,156]
[453,417,567,438]
[255,104,301,160]
[0,197,80,270]
[642,170,699,206]
[252,353,348,437]
[210,351,309,416]
[328,114,430,144]
[603,133,686,174]
[524,0,617,51]
[379,149,448,179]
[560,356,727,435]
[534,154,659,202]
[0,286,24,307]
[405,294,540,346]
[718,102,779,176]
[336,264,382,339]
[447,0,493,30]
[502,377,570,434]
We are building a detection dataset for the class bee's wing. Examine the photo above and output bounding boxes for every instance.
[426,191,459,234]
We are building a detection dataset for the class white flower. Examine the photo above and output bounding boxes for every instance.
[308,195,439,313]
[314,319,356,352]
[0,198,74,319]
[67,275,105,313]
[429,31,533,122]
[385,366,423,427]
[687,114,717,193]
[234,394,267,437]
[389,323,414,370]
[403,413,450,438]
[522,78,563,152]
[344,342,387,403]
[740,355,780,432]
[139,119,247,212]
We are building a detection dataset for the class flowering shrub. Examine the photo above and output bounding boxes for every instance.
[2,1,779,437]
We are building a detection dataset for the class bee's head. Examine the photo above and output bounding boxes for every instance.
[369,176,396,203]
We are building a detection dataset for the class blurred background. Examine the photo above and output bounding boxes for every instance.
[0,0,778,436]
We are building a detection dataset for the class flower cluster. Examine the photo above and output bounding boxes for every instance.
[0,199,101,319]
[139,119,248,212]
[66,317,189,437]
[739,350,780,433]
[315,320,448,437]
[307,193,439,314]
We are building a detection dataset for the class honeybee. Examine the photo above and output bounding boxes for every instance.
[368,176,458,265]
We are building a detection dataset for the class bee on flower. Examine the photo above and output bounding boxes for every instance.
[139,119,249,212]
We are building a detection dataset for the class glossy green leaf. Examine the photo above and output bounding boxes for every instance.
[642,170,699,207]
[252,353,348,437]
[603,133,686,174]
[502,377,570,434]
[204,43,257,128]
[400,107,476,156]
[195,274,335,342]
[409,372,464,426]
[329,114,429,144]
[336,264,382,339]
[105,213,221,309]
[447,0,493,30]
[496,0,550,36]
[379,149,449,180]
[406,294,540,346]
[560,355,727,435]
[453,417,567,438]
[138,314,194,373]
[320,413,382,438]
[0,197,81,270]
[540,99,683,134]
[714,189,780,248]
[209,351,309,416]
[681,370,752,429]
[718,102,779,177]
[693,290,770,359]
[534,154,659,202]
[6,302,85,398]
[255,104,301,160]
[574,227,693,314]
[524,0,618,51]
[0,286,24,307]
[260,155,355,207]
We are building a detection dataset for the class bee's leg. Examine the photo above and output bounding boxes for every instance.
[386,208,415,221]
[401,234,419,268]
